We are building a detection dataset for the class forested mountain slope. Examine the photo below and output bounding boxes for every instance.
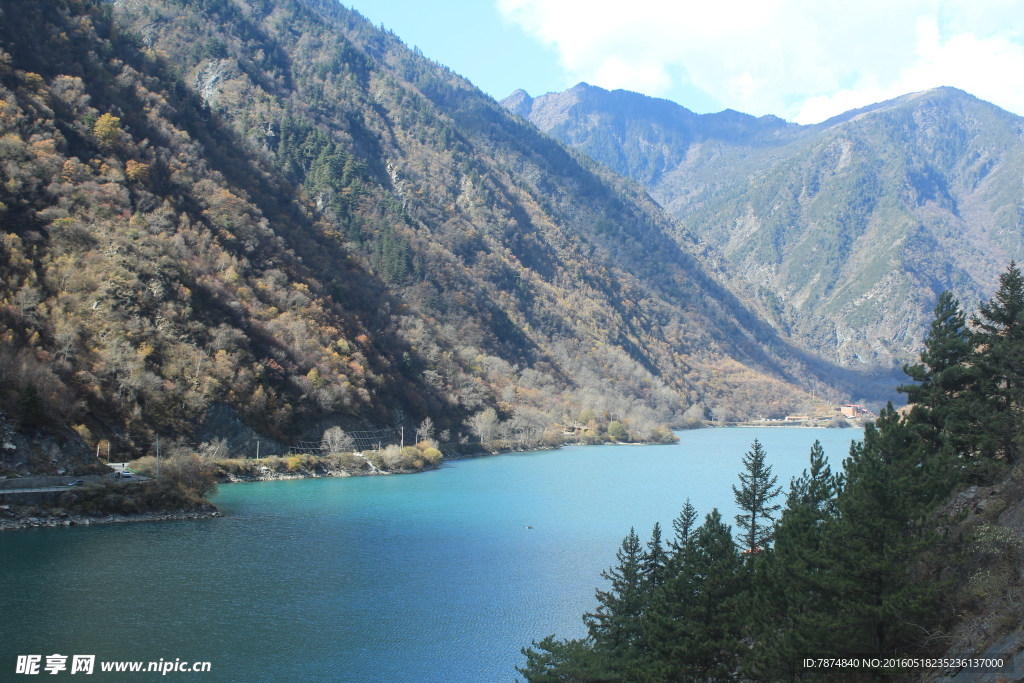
[0,0,880,472]
[506,84,1024,369]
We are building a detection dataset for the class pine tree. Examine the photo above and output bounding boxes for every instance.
[900,291,978,463]
[17,381,45,430]
[686,510,744,679]
[641,522,667,590]
[640,510,743,681]
[520,531,651,682]
[585,528,646,666]
[970,261,1024,463]
[669,498,698,556]
[517,636,614,683]
[900,291,971,417]
[733,439,782,553]
[745,440,841,679]
[661,499,699,591]
[824,407,949,655]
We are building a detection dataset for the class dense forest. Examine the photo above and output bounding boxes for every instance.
[519,264,1024,681]
[0,0,885,475]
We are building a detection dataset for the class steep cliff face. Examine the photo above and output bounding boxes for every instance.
[0,0,884,468]
[508,84,1024,369]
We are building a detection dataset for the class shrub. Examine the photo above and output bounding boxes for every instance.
[213,458,243,474]
[540,432,563,448]
[422,447,443,466]
[129,455,159,477]
[402,446,425,469]
[321,426,355,454]
[257,456,285,472]
[196,439,228,460]
[649,427,679,444]
[57,479,208,515]
[324,453,367,470]
[162,454,218,499]
[72,423,93,445]
[607,420,628,441]
[381,445,405,470]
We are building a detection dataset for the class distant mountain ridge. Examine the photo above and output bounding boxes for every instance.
[504,83,1024,368]
[504,84,794,188]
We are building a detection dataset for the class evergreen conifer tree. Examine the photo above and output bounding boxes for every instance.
[641,522,667,590]
[640,510,742,681]
[900,290,980,466]
[17,381,45,430]
[517,636,613,683]
[733,439,782,553]
[585,528,647,668]
[970,261,1024,462]
[900,292,972,421]
[824,407,949,655]
[745,440,841,679]
[669,499,698,557]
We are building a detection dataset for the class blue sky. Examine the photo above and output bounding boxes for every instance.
[347,0,1024,124]
[348,1,573,102]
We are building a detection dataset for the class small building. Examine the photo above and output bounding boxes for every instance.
[840,404,868,417]
[785,415,810,422]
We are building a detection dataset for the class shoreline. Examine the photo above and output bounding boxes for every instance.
[724,423,865,428]
[211,441,565,484]
[0,430,791,530]
[0,505,222,532]
[217,465,428,483]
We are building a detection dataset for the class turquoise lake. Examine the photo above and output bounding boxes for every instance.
[0,427,861,682]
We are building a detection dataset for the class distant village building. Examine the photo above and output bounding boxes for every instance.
[840,404,869,418]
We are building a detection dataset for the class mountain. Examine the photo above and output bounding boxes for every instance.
[505,83,1024,368]
[0,0,879,474]
[503,84,794,189]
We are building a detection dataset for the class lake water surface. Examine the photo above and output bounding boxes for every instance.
[0,427,861,682]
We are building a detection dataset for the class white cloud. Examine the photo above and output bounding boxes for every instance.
[497,0,1024,123]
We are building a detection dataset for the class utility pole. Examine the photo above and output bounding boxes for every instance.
[156,437,161,477]
[256,440,260,459]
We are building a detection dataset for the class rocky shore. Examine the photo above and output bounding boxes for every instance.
[216,459,442,483]
[0,504,222,532]
[218,467,382,483]
[0,440,672,531]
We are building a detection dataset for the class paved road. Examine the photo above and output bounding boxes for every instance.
[0,477,148,495]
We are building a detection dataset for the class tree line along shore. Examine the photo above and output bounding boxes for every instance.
[0,416,679,531]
